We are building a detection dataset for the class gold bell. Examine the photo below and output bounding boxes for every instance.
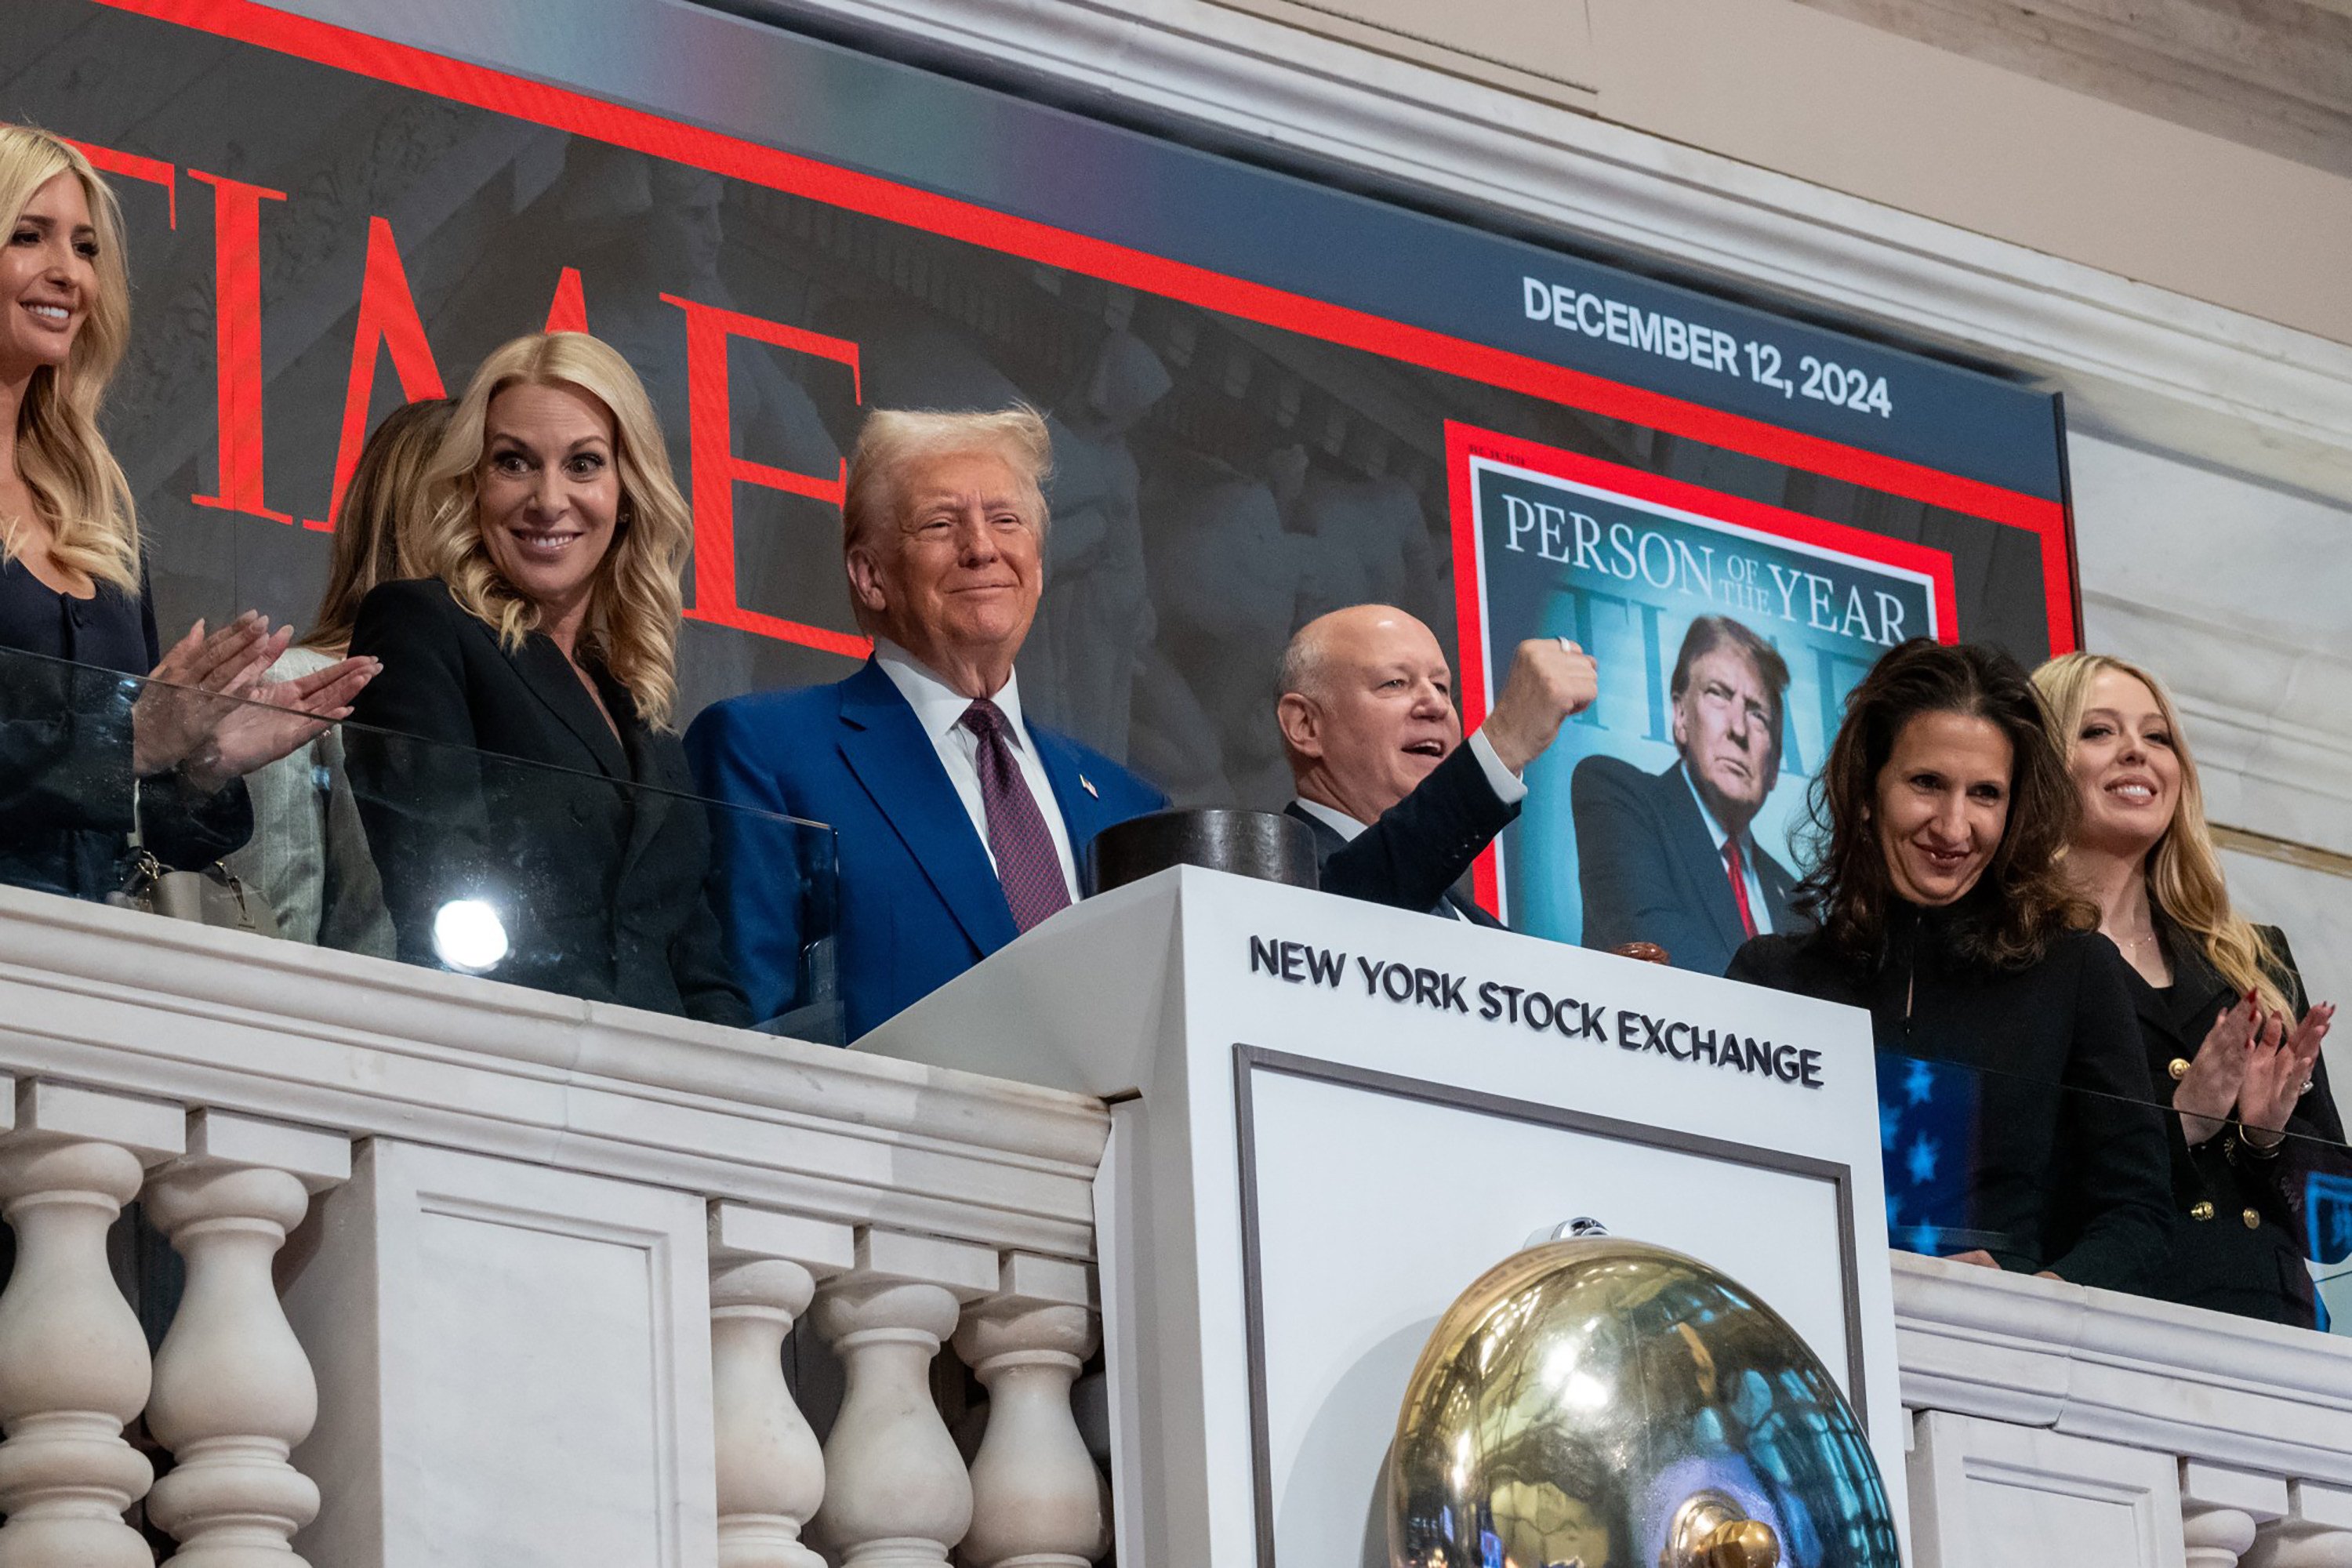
[1385,1239,1898,1567]
[2190,1201,2215,1221]
[2244,1208,2261,1229]
[2169,1058,2190,1082]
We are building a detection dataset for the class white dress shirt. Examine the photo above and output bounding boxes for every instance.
[1290,729,1527,920]
[874,641,1080,900]
[1679,760,1773,936]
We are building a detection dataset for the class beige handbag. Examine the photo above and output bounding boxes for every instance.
[111,850,282,939]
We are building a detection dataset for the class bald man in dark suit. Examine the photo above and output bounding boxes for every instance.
[1276,604,1596,926]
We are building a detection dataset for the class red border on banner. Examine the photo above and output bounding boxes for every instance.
[98,0,2077,658]
[1444,420,1961,918]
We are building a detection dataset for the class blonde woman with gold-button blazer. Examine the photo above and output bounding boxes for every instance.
[2036,651,2341,1327]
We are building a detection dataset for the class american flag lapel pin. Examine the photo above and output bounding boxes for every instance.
[1081,774,1099,798]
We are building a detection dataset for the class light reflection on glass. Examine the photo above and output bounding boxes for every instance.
[431,898,510,973]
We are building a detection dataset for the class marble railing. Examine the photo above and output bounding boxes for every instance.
[23,874,2352,1568]
[1895,1251,2352,1568]
[0,883,1111,1567]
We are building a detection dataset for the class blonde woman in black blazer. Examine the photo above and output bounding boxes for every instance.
[0,126,371,900]
[350,332,747,1025]
[2037,652,2339,1327]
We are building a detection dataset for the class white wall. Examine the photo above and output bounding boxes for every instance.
[2067,433,2352,1047]
[2068,436,2352,873]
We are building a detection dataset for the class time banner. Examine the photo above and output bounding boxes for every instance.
[5,0,2076,874]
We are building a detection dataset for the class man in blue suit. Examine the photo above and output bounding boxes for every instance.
[688,406,1166,1040]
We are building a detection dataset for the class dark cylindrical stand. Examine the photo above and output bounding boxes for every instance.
[1086,808,1319,895]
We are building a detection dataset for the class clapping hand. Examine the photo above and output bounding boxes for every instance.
[136,612,380,791]
[2174,994,2259,1147]
[183,654,382,790]
[133,613,286,776]
[2238,1000,2336,1148]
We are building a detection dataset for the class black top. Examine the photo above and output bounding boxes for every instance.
[347,579,748,1026]
[1287,740,1518,926]
[0,556,249,899]
[1729,895,2172,1291]
[2126,919,2345,1327]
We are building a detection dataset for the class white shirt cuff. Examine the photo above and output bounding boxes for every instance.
[1467,728,1530,806]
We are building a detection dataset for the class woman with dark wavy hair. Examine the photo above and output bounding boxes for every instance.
[1728,639,2171,1291]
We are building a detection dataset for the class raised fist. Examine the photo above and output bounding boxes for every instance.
[1479,637,1599,774]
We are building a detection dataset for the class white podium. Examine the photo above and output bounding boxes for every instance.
[860,866,1904,1566]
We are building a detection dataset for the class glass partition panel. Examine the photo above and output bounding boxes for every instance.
[0,644,841,1044]
[1872,1040,2352,1335]
[13,637,2347,1330]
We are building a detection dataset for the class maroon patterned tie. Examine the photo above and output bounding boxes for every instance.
[960,699,1073,934]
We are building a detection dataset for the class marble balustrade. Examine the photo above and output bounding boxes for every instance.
[18,877,2352,1568]
[1896,1250,2352,1567]
[0,884,1112,1567]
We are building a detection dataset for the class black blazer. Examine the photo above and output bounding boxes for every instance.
[1286,741,1517,927]
[1573,754,1800,975]
[0,557,249,899]
[1729,898,2172,1292]
[347,579,746,1025]
[2128,920,2345,1327]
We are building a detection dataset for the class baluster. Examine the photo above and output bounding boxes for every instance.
[2193,1507,2265,1568]
[0,1080,186,1568]
[810,1229,996,1567]
[709,1203,853,1568]
[955,1254,1110,1568]
[2184,1461,2286,1568]
[143,1111,350,1566]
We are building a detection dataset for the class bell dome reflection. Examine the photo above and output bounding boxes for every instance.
[1387,1238,1898,1568]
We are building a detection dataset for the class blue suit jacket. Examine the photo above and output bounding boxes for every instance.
[685,660,1168,1040]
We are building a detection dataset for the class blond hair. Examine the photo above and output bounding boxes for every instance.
[412,333,690,729]
[2034,651,2293,1015]
[840,405,1051,630]
[0,126,139,593]
[301,397,452,654]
